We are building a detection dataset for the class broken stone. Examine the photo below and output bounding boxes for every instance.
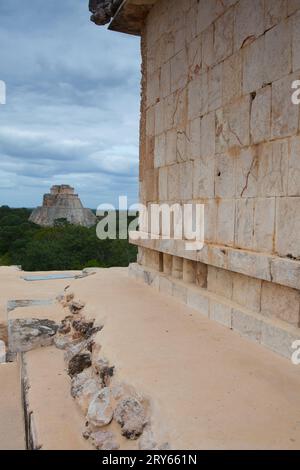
[87,388,114,427]
[54,334,73,350]
[138,427,157,450]
[72,319,102,339]
[65,292,75,303]
[114,397,147,440]
[71,371,100,414]
[64,338,93,362]
[93,357,114,386]
[68,353,92,377]
[89,430,119,450]
[69,301,85,315]
[9,318,58,353]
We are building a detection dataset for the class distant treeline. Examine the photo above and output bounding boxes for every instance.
[0,206,137,271]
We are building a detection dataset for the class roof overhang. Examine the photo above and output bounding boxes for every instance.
[109,0,158,36]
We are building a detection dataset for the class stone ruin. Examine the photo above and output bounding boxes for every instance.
[29,185,97,228]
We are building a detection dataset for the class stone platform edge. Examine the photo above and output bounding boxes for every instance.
[128,263,300,361]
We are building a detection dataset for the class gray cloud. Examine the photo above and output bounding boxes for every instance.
[0,0,140,208]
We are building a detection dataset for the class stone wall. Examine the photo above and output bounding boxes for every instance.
[134,0,300,334]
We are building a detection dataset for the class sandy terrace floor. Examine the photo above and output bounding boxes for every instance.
[1,266,300,450]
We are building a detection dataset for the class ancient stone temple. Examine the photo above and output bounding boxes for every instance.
[92,0,300,359]
[29,185,97,227]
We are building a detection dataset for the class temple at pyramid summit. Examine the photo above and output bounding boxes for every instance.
[29,185,97,227]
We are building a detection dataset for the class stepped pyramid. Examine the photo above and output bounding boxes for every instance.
[29,185,97,228]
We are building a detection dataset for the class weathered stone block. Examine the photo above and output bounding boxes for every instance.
[222,53,242,105]
[187,288,209,317]
[183,259,196,284]
[160,62,171,99]
[201,112,215,158]
[208,64,222,112]
[288,0,300,15]
[202,24,215,71]
[271,73,299,139]
[258,140,289,197]
[253,198,276,253]
[216,199,235,247]
[234,0,264,51]
[276,197,300,258]
[261,281,300,327]
[261,321,300,359]
[271,257,300,290]
[189,117,201,160]
[170,50,188,93]
[264,20,292,84]
[154,133,166,169]
[147,70,160,108]
[179,161,193,200]
[163,254,172,275]
[216,96,251,151]
[242,36,265,94]
[158,167,168,201]
[210,300,232,328]
[232,309,262,342]
[165,129,177,166]
[235,198,254,250]
[214,9,234,64]
[172,281,188,303]
[215,152,236,198]
[250,86,271,144]
[193,155,215,198]
[154,101,165,136]
[289,136,300,195]
[195,262,208,288]
[207,266,233,299]
[167,164,180,201]
[232,273,262,312]
[235,147,258,198]
[188,77,201,121]
[172,256,183,280]
[293,11,300,71]
[265,0,287,30]
[159,276,173,296]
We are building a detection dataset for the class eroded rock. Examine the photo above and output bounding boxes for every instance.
[9,318,58,353]
[68,353,92,377]
[114,397,147,440]
[138,427,157,450]
[89,430,119,450]
[0,340,6,363]
[93,357,114,386]
[69,301,85,315]
[71,373,100,414]
[87,388,114,427]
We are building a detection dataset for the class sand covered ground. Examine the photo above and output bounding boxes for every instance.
[1,266,300,450]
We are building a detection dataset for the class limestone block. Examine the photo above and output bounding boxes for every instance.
[144,270,160,290]
[176,130,189,163]
[261,320,300,359]
[293,11,300,71]
[165,129,177,166]
[167,164,180,201]
[188,77,201,121]
[216,96,251,151]
[186,4,198,44]
[264,0,287,30]
[204,200,217,243]
[179,161,193,201]
[200,71,209,116]
[159,275,173,297]
[145,248,161,271]
[195,262,208,288]
[289,136,300,196]
[276,197,300,258]
[187,287,209,317]
[250,86,271,144]
[207,266,233,299]
[271,257,300,290]
[253,198,276,253]
[214,8,234,64]
[201,112,215,158]
[215,152,236,198]
[234,0,264,51]
[154,133,166,169]
[222,53,242,106]
[210,300,232,328]
[170,50,188,93]
[187,36,202,80]
[158,167,168,201]
[173,89,188,128]
[147,70,160,108]
[189,117,201,160]
[183,259,196,283]
[235,147,258,198]
[144,169,158,202]
[261,281,300,327]
[288,0,300,15]
[208,64,222,112]
[146,107,155,138]
[202,24,215,72]
[258,140,289,197]
[216,199,235,247]
[235,198,254,250]
[160,62,171,99]
[163,254,172,275]
[228,249,271,281]
[154,101,165,136]
[232,273,262,312]
[174,27,186,56]
[193,155,215,198]
[242,36,265,94]
[232,309,262,342]
[172,281,188,303]
[271,73,299,139]
[163,94,175,132]
[172,256,183,280]
[264,20,292,84]
[197,0,220,35]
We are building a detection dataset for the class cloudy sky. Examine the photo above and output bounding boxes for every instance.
[0,0,141,208]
